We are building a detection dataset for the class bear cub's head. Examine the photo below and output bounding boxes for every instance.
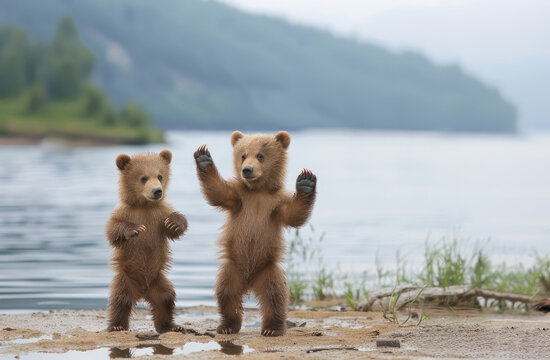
[231,130,290,191]
[115,150,172,206]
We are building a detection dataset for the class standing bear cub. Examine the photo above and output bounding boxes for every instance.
[106,150,188,333]
[194,131,317,337]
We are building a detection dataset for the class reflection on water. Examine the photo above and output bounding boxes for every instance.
[110,344,174,358]
[0,341,253,359]
[1,131,550,310]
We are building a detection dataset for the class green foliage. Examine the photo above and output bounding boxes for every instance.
[0,26,31,98]
[287,231,550,313]
[287,226,332,302]
[24,83,46,113]
[470,247,493,288]
[380,285,427,326]
[82,82,105,115]
[101,103,118,126]
[488,264,541,298]
[288,277,308,306]
[119,102,150,127]
[0,18,160,143]
[375,250,392,287]
[0,0,517,131]
[0,97,163,144]
[419,237,467,287]
[43,16,94,99]
[533,252,550,295]
[312,268,334,301]
[343,281,363,310]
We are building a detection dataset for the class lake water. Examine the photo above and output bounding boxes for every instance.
[1,130,549,311]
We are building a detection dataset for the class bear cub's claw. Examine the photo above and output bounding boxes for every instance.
[170,326,186,333]
[296,168,316,194]
[216,324,240,335]
[108,325,127,332]
[194,144,213,169]
[261,328,285,337]
[127,224,146,239]
[164,212,188,237]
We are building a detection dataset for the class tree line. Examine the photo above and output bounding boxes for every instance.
[0,16,150,129]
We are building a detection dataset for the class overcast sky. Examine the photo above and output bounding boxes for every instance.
[218,0,550,129]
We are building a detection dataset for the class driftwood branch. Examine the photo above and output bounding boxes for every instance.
[306,346,358,353]
[356,285,533,311]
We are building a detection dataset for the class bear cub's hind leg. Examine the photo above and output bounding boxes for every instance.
[252,264,289,337]
[145,274,185,333]
[108,274,135,331]
[216,261,246,334]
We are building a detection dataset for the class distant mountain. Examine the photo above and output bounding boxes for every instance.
[0,0,517,132]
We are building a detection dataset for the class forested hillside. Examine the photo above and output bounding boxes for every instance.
[0,0,517,132]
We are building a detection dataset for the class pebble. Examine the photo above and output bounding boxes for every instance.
[376,339,401,348]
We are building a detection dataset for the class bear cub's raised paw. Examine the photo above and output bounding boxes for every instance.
[296,168,316,194]
[194,144,213,169]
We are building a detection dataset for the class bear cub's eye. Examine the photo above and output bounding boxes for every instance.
[241,154,246,161]
[140,176,148,184]
[157,175,163,181]
[256,153,264,161]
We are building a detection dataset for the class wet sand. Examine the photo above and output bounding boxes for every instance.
[1,306,550,359]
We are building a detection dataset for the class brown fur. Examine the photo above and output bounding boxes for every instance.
[106,150,188,333]
[194,131,317,336]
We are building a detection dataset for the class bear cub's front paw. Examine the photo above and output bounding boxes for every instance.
[194,144,213,169]
[164,212,188,237]
[296,168,316,194]
[125,224,146,239]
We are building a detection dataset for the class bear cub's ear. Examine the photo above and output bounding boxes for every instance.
[231,131,244,146]
[275,131,291,150]
[160,149,172,164]
[116,154,131,170]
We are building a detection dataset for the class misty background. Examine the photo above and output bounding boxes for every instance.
[221,0,550,131]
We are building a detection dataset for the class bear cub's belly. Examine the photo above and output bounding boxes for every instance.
[226,209,282,274]
[115,224,169,284]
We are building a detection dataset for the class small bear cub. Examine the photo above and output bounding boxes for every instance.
[106,150,188,333]
[195,131,317,337]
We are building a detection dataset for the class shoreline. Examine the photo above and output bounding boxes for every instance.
[2,306,550,359]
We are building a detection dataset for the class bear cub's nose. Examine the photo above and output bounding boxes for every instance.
[242,166,253,178]
[152,188,163,199]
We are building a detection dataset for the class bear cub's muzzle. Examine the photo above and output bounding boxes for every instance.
[242,166,255,179]
[152,188,163,200]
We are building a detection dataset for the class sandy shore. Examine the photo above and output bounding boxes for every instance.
[1,306,550,359]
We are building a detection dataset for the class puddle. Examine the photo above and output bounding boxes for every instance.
[243,321,261,328]
[1,341,254,359]
[358,344,376,351]
[323,319,370,329]
[9,335,52,344]
[0,349,112,360]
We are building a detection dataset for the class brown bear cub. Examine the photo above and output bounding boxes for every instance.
[106,150,188,333]
[194,131,317,337]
